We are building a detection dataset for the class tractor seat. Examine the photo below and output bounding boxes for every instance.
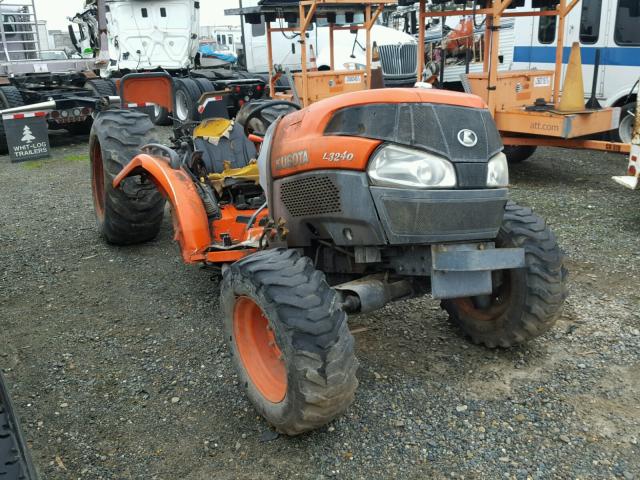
[193,118,257,174]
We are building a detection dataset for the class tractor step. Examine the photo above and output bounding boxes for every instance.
[0,372,38,480]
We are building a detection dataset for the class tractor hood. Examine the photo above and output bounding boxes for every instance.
[103,0,199,72]
[324,102,503,164]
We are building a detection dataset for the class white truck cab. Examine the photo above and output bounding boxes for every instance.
[76,0,200,73]
[241,3,418,87]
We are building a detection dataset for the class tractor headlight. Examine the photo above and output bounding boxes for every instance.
[486,152,509,187]
[368,144,457,189]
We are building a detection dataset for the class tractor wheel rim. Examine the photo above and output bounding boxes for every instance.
[91,140,105,218]
[453,270,513,321]
[233,296,287,403]
[175,90,189,121]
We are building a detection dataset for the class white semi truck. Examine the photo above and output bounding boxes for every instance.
[236,0,419,87]
[68,0,266,125]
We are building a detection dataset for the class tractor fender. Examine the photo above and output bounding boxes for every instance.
[112,154,212,263]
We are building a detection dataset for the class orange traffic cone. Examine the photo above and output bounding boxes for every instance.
[558,42,585,112]
[309,44,318,72]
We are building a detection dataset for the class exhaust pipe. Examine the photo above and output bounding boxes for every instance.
[335,274,413,314]
[0,100,56,115]
[0,96,120,116]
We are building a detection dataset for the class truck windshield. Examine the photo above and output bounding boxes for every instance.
[40,51,68,60]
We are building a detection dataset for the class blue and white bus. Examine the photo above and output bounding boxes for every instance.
[512,0,639,142]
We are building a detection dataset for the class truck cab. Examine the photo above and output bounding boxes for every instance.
[77,0,200,73]
[241,1,418,87]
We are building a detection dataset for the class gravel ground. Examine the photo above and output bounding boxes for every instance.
[1,130,639,479]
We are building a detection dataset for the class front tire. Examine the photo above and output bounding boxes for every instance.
[442,202,567,348]
[89,109,165,245]
[221,249,358,435]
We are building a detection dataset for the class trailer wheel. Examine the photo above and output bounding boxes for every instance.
[611,102,636,144]
[441,201,567,348]
[193,77,215,95]
[149,105,172,126]
[503,145,537,164]
[89,109,165,245]
[221,249,359,435]
[0,86,24,109]
[174,78,201,123]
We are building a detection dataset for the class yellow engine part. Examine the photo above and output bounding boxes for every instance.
[207,161,260,194]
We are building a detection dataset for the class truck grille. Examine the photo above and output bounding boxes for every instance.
[378,44,418,77]
[280,176,342,217]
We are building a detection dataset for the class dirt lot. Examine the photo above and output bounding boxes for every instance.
[1,130,639,479]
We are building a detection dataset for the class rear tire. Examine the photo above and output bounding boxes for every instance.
[0,86,24,155]
[503,145,537,164]
[149,104,172,126]
[0,86,24,109]
[193,77,215,95]
[89,109,165,245]
[441,201,567,348]
[221,249,358,435]
[0,116,7,155]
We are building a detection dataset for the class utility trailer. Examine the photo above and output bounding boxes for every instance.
[407,0,631,166]
[0,0,119,154]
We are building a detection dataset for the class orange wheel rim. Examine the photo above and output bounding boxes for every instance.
[91,140,105,219]
[233,296,287,403]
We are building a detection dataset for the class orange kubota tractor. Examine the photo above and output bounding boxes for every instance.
[89,73,567,435]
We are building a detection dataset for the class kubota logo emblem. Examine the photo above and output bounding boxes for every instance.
[274,150,309,170]
[457,129,478,148]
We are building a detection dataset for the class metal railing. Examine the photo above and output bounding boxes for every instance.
[0,0,41,63]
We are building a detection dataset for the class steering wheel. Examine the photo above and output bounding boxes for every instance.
[243,100,301,138]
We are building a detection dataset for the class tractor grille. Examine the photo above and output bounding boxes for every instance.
[280,176,342,217]
[378,44,418,77]
[381,198,505,237]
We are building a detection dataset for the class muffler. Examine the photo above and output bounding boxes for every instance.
[335,274,413,314]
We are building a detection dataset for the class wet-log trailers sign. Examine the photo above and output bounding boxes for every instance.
[2,111,50,162]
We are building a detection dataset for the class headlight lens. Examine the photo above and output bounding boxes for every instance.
[486,152,509,187]
[368,144,457,188]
